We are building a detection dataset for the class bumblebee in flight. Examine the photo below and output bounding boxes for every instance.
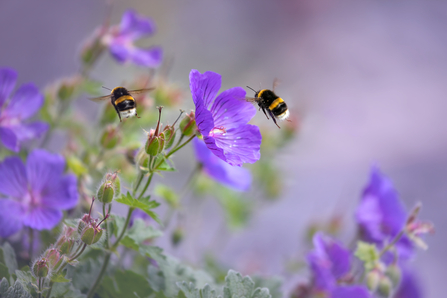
[89,87,154,122]
[246,81,289,128]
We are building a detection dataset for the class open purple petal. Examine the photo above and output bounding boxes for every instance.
[10,121,49,142]
[109,43,130,63]
[195,99,215,136]
[22,206,62,230]
[120,10,156,40]
[212,124,261,166]
[0,68,17,107]
[313,233,351,280]
[211,87,256,129]
[26,149,65,194]
[3,83,43,119]
[307,253,335,291]
[0,156,27,199]
[0,126,19,152]
[0,200,25,237]
[194,139,251,191]
[331,286,370,298]
[41,174,78,210]
[394,269,422,298]
[203,135,227,163]
[190,70,221,110]
[131,46,163,67]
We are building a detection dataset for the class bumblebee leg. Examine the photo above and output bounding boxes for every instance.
[113,104,122,122]
[268,109,281,128]
[261,107,270,120]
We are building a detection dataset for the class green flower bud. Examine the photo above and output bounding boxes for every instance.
[58,239,74,255]
[366,270,381,292]
[100,125,121,149]
[44,248,61,268]
[97,181,114,203]
[145,129,165,156]
[171,227,183,247]
[377,276,392,298]
[33,259,49,278]
[385,264,401,287]
[162,125,176,149]
[179,111,196,136]
[80,226,104,245]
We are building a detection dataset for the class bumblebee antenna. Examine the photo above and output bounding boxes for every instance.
[102,86,112,91]
[246,86,257,93]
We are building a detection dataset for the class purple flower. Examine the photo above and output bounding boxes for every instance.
[0,149,78,237]
[193,138,251,191]
[394,268,422,298]
[307,233,370,298]
[355,166,414,258]
[0,68,48,152]
[102,10,162,67]
[189,69,262,166]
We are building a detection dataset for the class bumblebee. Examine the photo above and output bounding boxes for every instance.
[89,87,154,122]
[246,81,289,128]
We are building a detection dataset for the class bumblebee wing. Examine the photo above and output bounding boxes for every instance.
[128,88,155,95]
[245,96,258,103]
[89,95,111,102]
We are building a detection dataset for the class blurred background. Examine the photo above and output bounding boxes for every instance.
[1,0,446,297]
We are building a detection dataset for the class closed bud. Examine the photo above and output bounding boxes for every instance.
[135,148,150,170]
[100,125,121,149]
[385,264,402,286]
[80,28,105,66]
[366,270,381,292]
[58,83,75,101]
[179,111,196,136]
[171,227,183,247]
[80,226,104,245]
[33,259,49,278]
[44,248,61,268]
[162,125,176,149]
[145,129,165,156]
[377,276,392,298]
[97,181,114,203]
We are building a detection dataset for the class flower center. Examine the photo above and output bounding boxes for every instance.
[209,126,226,137]
[23,190,41,208]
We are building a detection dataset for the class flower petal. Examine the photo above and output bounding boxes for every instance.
[307,252,335,292]
[41,174,78,210]
[131,46,163,67]
[0,156,27,198]
[23,207,62,230]
[0,68,17,107]
[0,199,25,237]
[26,149,65,194]
[120,10,156,40]
[194,139,251,191]
[211,87,256,129]
[212,124,262,166]
[195,99,215,136]
[313,233,351,280]
[0,126,19,152]
[394,269,422,298]
[109,43,131,63]
[190,69,221,110]
[10,121,49,142]
[3,83,43,119]
[331,286,371,298]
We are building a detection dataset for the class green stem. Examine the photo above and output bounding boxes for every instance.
[103,203,111,249]
[69,243,87,262]
[167,134,195,159]
[137,173,154,200]
[378,230,405,258]
[133,171,144,196]
[38,277,42,298]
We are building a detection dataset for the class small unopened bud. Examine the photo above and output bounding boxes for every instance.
[179,111,196,136]
[81,28,106,66]
[366,270,381,292]
[385,264,401,287]
[33,259,49,278]
[171,227,183,247]
[162,125,176,149]
[97,171,121,203]
[145,107,165,156]
[81,226,104,245]
[100,125,121,149]
[58,82,75,101]
[377,276,392,298]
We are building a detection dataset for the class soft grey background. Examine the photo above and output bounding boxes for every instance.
[1,0,446,297]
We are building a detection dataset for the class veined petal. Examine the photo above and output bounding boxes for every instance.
[23,207,62,230]
[27,149,65,194]
[195,100,215,136]
[331,286,370,298]
[0,199,25,237]
[10,121,49,142]
[4,83,43,119]
[203,135,227,163]
[190,70,221,110]
[0,68,17,107]
[194,139,251,191]
[0,126,19,152]
[211,87,256,129]
[41,174,78,210]
[0,156,27,199]
[131,46,163,67]
[120,10,156,40]
[212,124,261,166]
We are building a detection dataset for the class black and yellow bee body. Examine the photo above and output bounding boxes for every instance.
[90,86,154,122]
[247,84,289,128]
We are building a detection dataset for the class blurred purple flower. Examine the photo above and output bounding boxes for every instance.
[0,68,48,152]
[0,149,78,237]
[307,233,370,298]
[189,69,262,166]
[193,138,251,191]
[102,10,162,67]
[355,166,414,258]
[394,268,422,298]
[130,209,151,226]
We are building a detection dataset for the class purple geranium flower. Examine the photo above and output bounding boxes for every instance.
[307,233,370,298]
[0,68,48,152]
[0,149,78,237]
[102,9,162,67]
[193,138,251,191]
[190,69,262,166]
[355,166,414,258]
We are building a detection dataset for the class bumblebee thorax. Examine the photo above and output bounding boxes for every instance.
[112,87,130,98]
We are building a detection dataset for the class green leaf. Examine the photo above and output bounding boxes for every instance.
[0,243,18,275]
[67,156,88,176]
[120,219,163,251]
[115,192,161,224]
[155,185,179,208]
[252,276,282,298]
[14,269,37,295]
[156,156,176,172]
[354,241,380,271]
[177,282,219,298]
[4,280,33,298]
[64,219,79,229]
[51,271,71,283]
[49,282,86,298]
[0,263,10,281]
[223,270,271,298]
[97,270,152,298]
[0,278,9,295]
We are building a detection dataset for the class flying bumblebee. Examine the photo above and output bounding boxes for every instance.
[246,80,289,128]
[89,87,154,122]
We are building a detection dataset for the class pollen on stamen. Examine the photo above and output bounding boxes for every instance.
[209,126,226,137]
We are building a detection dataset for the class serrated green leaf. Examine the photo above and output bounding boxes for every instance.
[0,277,9,295]
[0,263,10,281]
[115,192,161,224]
[252,276,282,298]
[355,241,379,271]
[177,282,219,298]
[15,269,37,295]
[155,185,179,208]
[51,271,71,283]
[223,270,271,298]
[4,280,33,298]
[0,243,18,275]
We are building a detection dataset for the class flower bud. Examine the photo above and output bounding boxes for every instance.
[80,226,104,245]
[366,270,381,292]
[80,28,106,67]
[135,148,150,170]
[78,198,109,245]
[145,129,165,156]
[171,227,183,247]
[385,264,401,287]
[100,125,121,149]
[97,171,121,203]
[33,259,49,278]
[377,276,392,298]
[162,125,176,149]
[179,111,196,136]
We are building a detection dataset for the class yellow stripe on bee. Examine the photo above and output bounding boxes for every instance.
[257,89,266,98]
[114,95,134,104]
[269,97,284,110]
